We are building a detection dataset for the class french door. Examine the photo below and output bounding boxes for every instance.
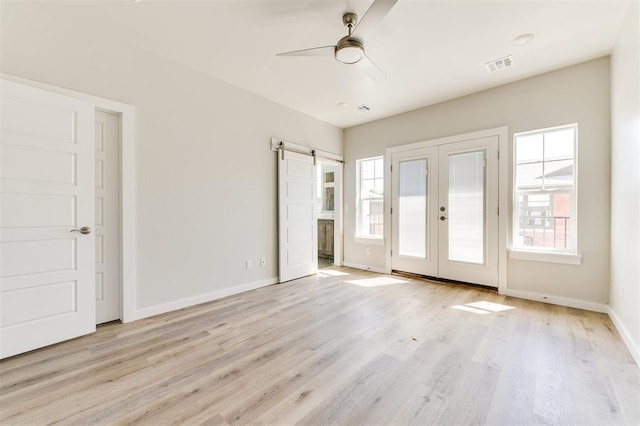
[391,136,499,287]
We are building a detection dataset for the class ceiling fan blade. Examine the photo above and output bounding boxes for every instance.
[276,45,336,57]
[358,54,388,83]
[351,0,398,41]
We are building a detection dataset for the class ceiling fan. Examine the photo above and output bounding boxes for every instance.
[276,0,398,82]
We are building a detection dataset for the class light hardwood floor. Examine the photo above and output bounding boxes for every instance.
[1,267,639,425]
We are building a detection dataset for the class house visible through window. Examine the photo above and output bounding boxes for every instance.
[513,124,577,253]
[356,156,384,239]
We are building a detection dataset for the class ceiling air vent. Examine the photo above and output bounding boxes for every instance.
[485,55,514,73]
[352,104,371,113]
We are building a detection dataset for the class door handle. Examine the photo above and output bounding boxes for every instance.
[71,226,92,235]
[440,216,447,221]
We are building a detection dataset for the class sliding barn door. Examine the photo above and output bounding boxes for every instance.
[278,150,317,282]
[0,79,96,359]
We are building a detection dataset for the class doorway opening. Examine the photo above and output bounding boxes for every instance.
[317,162,339,269]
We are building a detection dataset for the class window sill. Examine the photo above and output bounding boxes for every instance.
[355,236,385,246]
[509,249,582,265]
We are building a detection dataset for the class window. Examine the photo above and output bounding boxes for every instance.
[356,156,384,239]
[513,124,577,253]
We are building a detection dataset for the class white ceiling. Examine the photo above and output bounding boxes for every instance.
[6,0,633,128]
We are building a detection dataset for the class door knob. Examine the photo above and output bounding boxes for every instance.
[440,216,447,221]
[440,206,446,211]
[71,226,92,235]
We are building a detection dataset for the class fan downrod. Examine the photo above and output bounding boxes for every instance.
[342,12,358,34]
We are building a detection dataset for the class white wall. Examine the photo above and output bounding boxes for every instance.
[344,58,611,306]
[0,3,342,314]
[610,2,640,363]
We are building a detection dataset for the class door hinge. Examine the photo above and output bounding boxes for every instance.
[483,159,487,168]
[426,166,429,176]
[497,206,500,215]
[390,207,393,215]
[390,164,393,172]
[497,150,500,159]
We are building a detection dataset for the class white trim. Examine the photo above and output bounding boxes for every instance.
[497,127,508,295]
[509,249,582,265]
[1,73,137,323]
[608,307,640,367]
[134,277,279,320]
[343,261,391,274]
[384,126,509,294]
[505,288,607,313]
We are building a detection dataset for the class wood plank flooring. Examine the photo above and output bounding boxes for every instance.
[1,267,639,425]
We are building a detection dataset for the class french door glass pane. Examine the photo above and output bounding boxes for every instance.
[448,151,485,264]
[399,159,427,258]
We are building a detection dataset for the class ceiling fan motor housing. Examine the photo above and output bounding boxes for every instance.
[335,36,364,64]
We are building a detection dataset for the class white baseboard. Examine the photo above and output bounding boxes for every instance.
[134,277,279,320]
[504,289,608,313]
[342,261,390,275]
[608,307,640,367]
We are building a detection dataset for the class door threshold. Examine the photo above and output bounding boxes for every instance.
[391,270,498,293]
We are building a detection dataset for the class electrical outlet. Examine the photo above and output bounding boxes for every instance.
[246,259,253,269]
[260,257,266,267]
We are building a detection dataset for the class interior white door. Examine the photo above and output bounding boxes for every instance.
[95,111,120,324]
[278,150,317,282]
[438,136,499,287]
[390,136,499,287]
[0,79,96,359]
[391,147,439,276]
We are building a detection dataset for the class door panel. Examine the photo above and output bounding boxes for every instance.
[95,111,120,324]
[278,150,317,282]
[391,148,438,276]
[445,150,486,264]
[0,79,95,359]
[438,137,499,286]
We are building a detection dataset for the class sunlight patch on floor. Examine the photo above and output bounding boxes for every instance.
[344,277,409,287]
[318,269,350,277]
[451,300,515,315]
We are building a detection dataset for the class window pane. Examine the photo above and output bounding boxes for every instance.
[516,162,544,189]
[544,128,574,161]
[361,160,375,179]
[515,191,572,250]
[373,177,384,197]
[448,151,485,264]
[361,199,384,237]
[361,178,374,197]
[544,160,574,187]
[374,158,384,178]
[516,133,543,164]
[398,159,427,258]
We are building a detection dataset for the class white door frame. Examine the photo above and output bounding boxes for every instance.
[1,74,137,322]
[384,126,508,294]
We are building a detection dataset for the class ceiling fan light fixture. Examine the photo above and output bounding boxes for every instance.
[335,38,364,64]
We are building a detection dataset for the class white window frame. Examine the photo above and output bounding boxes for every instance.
[356,156,385,244]
[510,123,582,265]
